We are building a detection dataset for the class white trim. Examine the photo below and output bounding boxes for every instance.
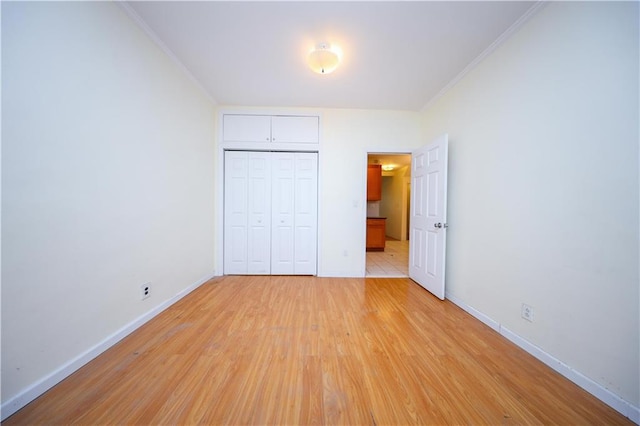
[445,291,640,424]
[115,1,217,106]
[445,292,500,332]
[421,1,547,113]
[500,327,640,424]
[215,131,225,276]
[1,272,217,421]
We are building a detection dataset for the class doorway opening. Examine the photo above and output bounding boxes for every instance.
[365,153,411,277]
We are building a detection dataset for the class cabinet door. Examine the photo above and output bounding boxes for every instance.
[224,151,249,273]
[294,153,318,274]
[247,152,271,274]
[366,219,386,251]
[223,114,272,143]
[367,164,382,201]
[271,116,319,144]
[271,153,295,274]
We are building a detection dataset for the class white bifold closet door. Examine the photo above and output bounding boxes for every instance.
[224,151,318,275]
[224,151,271,274]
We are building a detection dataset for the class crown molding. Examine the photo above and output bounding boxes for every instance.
[115,1,218,106]
[421,1,547,113]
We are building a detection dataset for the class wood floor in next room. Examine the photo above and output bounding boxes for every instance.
[4,276,632,425]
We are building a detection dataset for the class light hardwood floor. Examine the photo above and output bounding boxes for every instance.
[4,276,632,425]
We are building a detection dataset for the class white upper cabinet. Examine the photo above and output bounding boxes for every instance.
[223,114,272,143]
[222,114,319,145]
[271,116,318,144]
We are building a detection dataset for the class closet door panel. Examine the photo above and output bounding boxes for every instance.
[224,151,249,274]
[247,152,271,274]
[294,153,318,274]
[271,153,295,274]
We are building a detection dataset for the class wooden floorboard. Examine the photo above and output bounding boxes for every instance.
[3,276,632,425]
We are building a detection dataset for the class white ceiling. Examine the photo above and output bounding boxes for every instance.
[124,1,537,111]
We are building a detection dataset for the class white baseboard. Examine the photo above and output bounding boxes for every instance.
[445,292,501,332]
[445,291,640,424]
[1,272,217,421]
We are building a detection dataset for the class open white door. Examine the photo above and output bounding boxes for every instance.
[409,135,448,299]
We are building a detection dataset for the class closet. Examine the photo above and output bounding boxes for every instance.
[221,112,320,276]
[223,151,318,275]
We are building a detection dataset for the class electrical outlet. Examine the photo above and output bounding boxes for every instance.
[140,283,151,300]
[521,303,534,322]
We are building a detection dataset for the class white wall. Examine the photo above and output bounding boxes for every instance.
[202,107,422,306]
[1,1,216,416]
[213,107,422,277]
[4,0,637,421]
[420,1,639,413]
[318,109,422,276]
[380,166,410,240]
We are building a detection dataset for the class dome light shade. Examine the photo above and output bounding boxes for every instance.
[308,43,341,74]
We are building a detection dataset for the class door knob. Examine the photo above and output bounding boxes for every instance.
[434,223,442,228]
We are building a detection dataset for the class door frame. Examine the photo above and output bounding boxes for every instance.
[403,178,411,241]
[363,148,413,277]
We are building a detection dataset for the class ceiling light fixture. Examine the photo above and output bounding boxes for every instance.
[382,165,395,171]
[308,43,341,74]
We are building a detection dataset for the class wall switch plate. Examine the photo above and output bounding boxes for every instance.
[521,303,534,322]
